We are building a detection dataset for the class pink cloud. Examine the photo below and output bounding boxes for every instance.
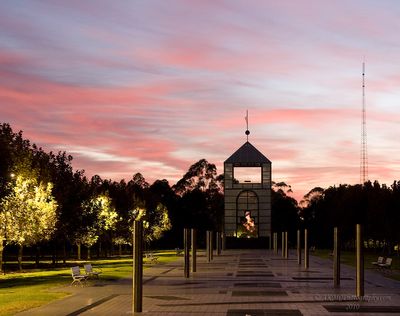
[2,0,400,202]
[214,108,359,131]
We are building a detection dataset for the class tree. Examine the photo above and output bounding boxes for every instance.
[52,163,89,263]
[75,193,118,259]
[131,173,149,189]
[171,160,224,240]
[271,182,299,245]
[173,159,218,195]
[142,203,171,243]
[0,175,58,270]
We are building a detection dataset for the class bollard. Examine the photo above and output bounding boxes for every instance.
[206,231,211,262]
[191,228,197,273]
[269,234,272,250]
[285,231,289,259]
[216,232,221,255]
[184,228,190,278]
[132,221,143,313]
[356,224,364,297]
[304,229,309,269]
[222,232,226,251]
[281,232,285,257]
[274,232,278,254]
[210,231,214,261]
[334,227,340,287]
[272,232,275,253]
[297,229,301,265]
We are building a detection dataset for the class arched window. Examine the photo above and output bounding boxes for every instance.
[236,190,258,238]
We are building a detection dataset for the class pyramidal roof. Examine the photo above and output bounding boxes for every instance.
[225,141,271,164]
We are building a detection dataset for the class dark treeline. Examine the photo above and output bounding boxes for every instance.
[300,182,400,254]
[1,123,399,269]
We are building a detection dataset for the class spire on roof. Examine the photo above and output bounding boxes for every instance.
[245,110,250,141]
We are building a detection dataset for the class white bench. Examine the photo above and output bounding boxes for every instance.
[84,263,102,279]
[175,248,182,255]
[378,257,392,272]
[372,256,385,267]
[145,252,159,264]
[71,266,88,286]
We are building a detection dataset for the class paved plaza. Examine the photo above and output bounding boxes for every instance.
[17,249,400,316]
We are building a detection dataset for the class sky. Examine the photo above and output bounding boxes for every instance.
[1,0,400,201]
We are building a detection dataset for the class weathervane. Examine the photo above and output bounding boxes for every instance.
[245,110,250,141]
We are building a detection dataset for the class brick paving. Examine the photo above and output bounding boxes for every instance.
[17,249,400,316]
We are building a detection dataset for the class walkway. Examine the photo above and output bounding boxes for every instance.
[17,249,400,315]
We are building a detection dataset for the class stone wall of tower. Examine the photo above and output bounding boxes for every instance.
[224,162,271,238]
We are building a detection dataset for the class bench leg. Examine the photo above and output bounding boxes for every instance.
[71,279,80,286]
[71,278,87,286]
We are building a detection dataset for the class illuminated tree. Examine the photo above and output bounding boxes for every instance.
[143,203,171,243]
[0,176,57,270]
[127,203,171,246]
[75,193,119,259]
[0,212,7,272]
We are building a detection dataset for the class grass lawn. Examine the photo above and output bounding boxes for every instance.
[0,251,179,316]
[312,249,400,281]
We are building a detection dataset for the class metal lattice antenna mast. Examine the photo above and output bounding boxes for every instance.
[361,61,368,184]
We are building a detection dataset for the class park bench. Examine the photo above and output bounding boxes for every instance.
[378,257,392,272]
[144,252,159,264]
[84,263,102,279]
[371,256,385,267]
[175,248,182,255]
[71,266,88,286]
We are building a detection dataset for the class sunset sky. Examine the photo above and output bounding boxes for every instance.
[1,1,400,201]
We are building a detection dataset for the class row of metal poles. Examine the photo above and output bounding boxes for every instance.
[185,229,223,277]
[132,224,223,312]
[273,224,365,298]
[272,229,309,268]
[133,223,365,312]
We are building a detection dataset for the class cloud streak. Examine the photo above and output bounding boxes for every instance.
[1,0,400,201]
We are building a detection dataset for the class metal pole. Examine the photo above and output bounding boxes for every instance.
[216,232,221,255]
[297,229,301,265]
[274,232,278,254]
[132,221,143,313]
[191,228,197,273]
[281,232,285,257]
[334,227,340,287]
[269,234,272,250]
[356,224,364,297]
[210,231,214,261]
[184,228,190,278]
[285,231,289,259]
[304,229,309,269]
[206,231,211,262]
[222,232,226,251]
[272,233,275,253]
[271,233,275,253]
